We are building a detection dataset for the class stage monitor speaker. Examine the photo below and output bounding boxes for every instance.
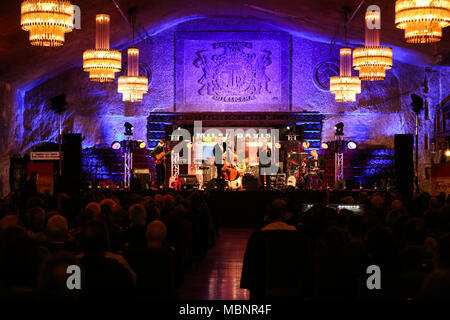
[62,133,81,195]
[179,174,198,189]
[50,94,67,114]
[394,134,414,197]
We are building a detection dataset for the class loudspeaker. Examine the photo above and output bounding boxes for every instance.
[179,174,198,190]
[50,94,67,114]
[394,134,414,197]
[62,133,81,195]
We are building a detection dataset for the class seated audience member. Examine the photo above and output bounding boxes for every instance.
[422,270,450,299]
[38,252,80,300]
[77,220,134,299]
[124,220,176,299]
[85,202,102,220]
[260,199,296,231]
[26,207,46,241]
[435,232,450,271]
[45,215,71,253]
[124,204,147,247]
[0,227,49,296]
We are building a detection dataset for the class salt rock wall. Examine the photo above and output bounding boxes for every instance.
[0,82,23,197]
[18,16,446,193]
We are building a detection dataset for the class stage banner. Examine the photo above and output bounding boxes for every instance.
[175,31,291,112]
[27,162,54,195]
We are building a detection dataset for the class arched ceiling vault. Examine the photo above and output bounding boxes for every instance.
[0,0,449,91]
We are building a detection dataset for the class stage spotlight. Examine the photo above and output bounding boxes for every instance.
[286,126,290,130]
[302,141,310,149]
[111,141,121,150]
[347,141,357,150]
[445,149,450,157]
[321,142,329,149]
[138,141,146,149]
[275,142,281,149]
[335,122,344,136]
[124,122,134,136]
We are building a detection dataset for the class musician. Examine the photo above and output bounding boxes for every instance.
[150,138,168,189]
[257,141,272,188]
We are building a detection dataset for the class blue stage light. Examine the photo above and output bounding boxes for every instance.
[347,141,357,150]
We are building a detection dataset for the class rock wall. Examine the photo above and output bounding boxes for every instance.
[9,16,448,194]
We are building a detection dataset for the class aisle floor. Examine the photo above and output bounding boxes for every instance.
[180,228,252,300]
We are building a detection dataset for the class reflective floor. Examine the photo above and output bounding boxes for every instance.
[180,228,252,300]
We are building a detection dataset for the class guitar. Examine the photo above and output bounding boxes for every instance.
[152,148,171,164]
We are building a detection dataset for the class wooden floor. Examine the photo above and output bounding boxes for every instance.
[180,229,252,300]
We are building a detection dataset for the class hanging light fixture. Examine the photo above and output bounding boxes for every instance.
[330,48,361,102]
[395,0,450,43]
[353,9,393,81]
[83,14,121,82]
[117,12,148,102]
[20,0,74,47]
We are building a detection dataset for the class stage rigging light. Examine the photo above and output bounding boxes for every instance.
[335,122,344,136]
[302,141,310,149]
[347,141,358,149]
[138,140,146,149]
[111,141,121,150]
[124,122,134,136]
[321,142,329,149]
[445,149,450,157]
[21,0,74,47]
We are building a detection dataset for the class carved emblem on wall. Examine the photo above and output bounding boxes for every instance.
[193,42,272,103]
[312,59,339,92]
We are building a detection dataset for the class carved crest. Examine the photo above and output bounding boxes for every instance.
[194,42,272,103]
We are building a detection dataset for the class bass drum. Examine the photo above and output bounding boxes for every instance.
[228,177,242,190]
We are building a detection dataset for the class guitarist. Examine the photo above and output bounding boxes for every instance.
[150,138,168,189]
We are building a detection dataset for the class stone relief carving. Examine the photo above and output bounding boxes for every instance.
[312,59,339,92]
[193,41,272,103]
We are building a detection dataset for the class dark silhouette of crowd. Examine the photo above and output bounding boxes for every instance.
[0,189,215,300]
[1,185,449,300]
[241,191,450,300]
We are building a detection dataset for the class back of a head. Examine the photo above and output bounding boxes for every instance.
[80,220,109,254]
[430,197,441,211]
[146,220,167,247]
[321,226,348,251]
[129,204,147,227]
[347,213,363,239]
[85,202,101,219]
[46,215,69,242]
[405,218,426,246]
[27,207,46,232]
[268,199,287,222]
[371,196,385,210]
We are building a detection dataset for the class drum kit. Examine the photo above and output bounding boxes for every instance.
[285,152,324,189]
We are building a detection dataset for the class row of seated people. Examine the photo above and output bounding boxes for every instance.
[0,190,216,299]
[241,192,450,299]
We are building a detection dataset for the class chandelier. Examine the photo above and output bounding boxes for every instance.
[330,48,361,102]
[395,0,450,43]
[20,0,74,47]
[353,9,393,81]
[118,48,148,102]
[83,14,121,82]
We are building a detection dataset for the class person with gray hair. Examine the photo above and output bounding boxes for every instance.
[123,204,148,248]
[45,215,70,254]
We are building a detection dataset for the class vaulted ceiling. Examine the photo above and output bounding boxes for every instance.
[0,0,449,90]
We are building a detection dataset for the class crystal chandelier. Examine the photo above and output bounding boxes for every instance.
[83,14,121,82]
[330,48,361,102]
[118,48,148,102]
[117,12,148,102]
[395,0,450,43]
[353,10,393,81]
[20,0,74,47]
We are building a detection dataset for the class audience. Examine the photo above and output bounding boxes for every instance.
[0,186,449,300]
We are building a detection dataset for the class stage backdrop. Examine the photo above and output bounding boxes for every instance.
[175,31,290,112]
